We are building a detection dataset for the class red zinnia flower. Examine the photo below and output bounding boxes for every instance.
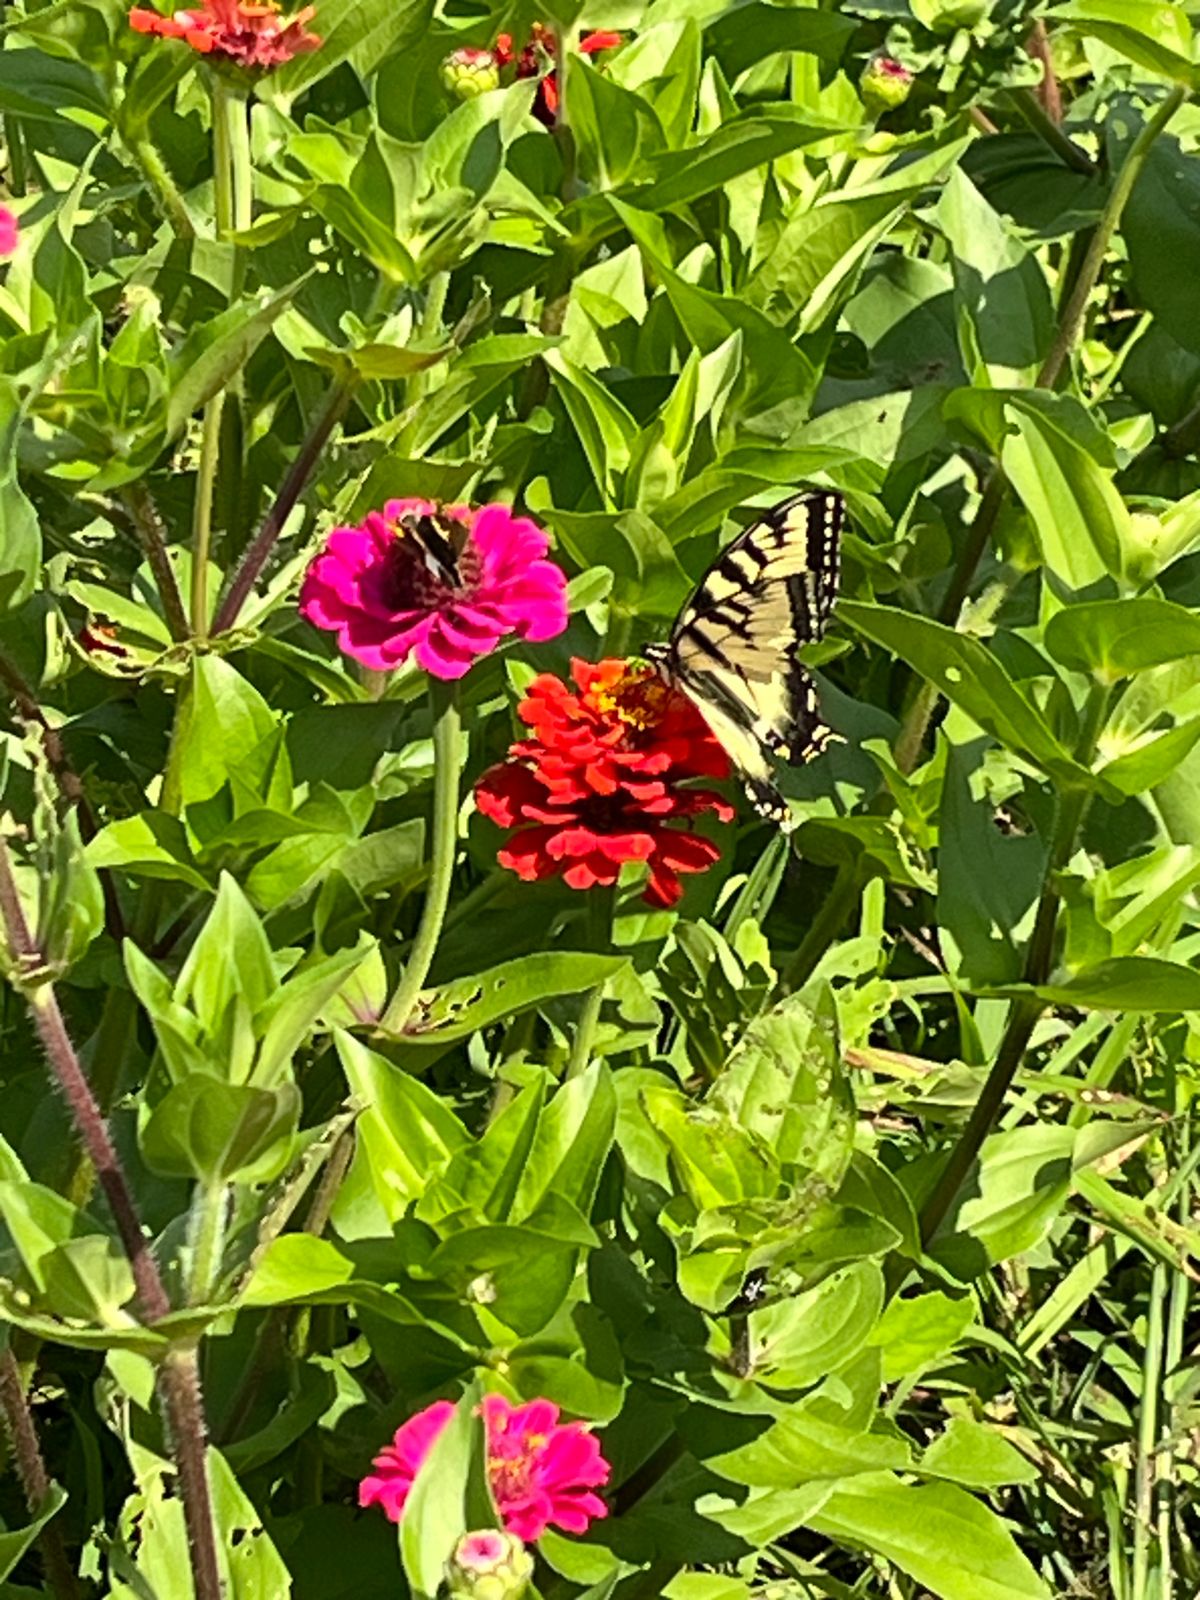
[475,658,733,907]
[360,1395,610,1542]
[129,0,320,68]
[494,22,622,125]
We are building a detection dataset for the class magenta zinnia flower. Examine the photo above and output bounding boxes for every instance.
[0,207,18,257]
[299,498,568,679]
[359,1394,610,1541]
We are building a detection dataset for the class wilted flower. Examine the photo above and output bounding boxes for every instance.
[859,55,914,111]
[0,208,18,257]
[299,498,568,680]
[494,22,623,124]
[128,0,320,68]
[446,1530,535,1600]
[475,658,733,907]
[441,46,501,99]
[360,1394,610,1542]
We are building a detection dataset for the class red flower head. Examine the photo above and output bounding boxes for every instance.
[360,1395,610,1542]
[475,658,733,908]
[494,22,622,124]
[128,0,320,68]
[298,498,568,680]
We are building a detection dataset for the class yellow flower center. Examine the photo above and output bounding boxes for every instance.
[592,668,671,731]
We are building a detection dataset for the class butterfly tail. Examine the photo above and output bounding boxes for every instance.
[743,773,796,833]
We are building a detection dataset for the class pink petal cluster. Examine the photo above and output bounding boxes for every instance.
[0,208,18,257]
[359,1394,610,1542]
[299,498,568,680]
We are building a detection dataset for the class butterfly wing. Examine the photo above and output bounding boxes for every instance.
[665,490,843,828]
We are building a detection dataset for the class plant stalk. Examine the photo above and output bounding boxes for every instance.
[1038,85,1187,390]
[0,1349,82,1600]
[211,376,356,635]
[131,132,195,238]
[918,683,1109,1246]
[1131,1262,1168,1599]
[0,841,224,1600]
[191,78,252,638]
[566,886,615,1080]
[121,481,189,642]
[379,681,463,1034]
[186,1184,228,1306]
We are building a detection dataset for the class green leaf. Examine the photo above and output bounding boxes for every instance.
[709,991,854,1183]
[86,811,211,890]
[0,47,106,119]
[1044,597,1200,679]
[0,1485,68,1583]
[932,1126,1076,1279]
[513,1063,617,1218]
[400,1388,496,1600]
[837,601,1088,782]
[1049,0,1195,81]
[1000,404,1131,587]
[869,1292,976,1383]
[273,0,433,96]
[140,1078,300,1183]
[392,952,630,1044]
[921,1419,1039,1489]
[805,1475,1050,1600]
[1021,955,1200,1012]
[937,169,1053,382]
[166,283,303,441]
[706,1402,911,1491]
[0,472,41,612]
[1123,135,1200,356]
[702,4,854,80]
[333,1030,467,1226]
[745,1262,884,1390]
[625,107,847,211]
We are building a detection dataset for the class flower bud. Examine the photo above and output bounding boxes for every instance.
[859,56,914,111]
[440,46,500,99]
[446,1531,534,1600]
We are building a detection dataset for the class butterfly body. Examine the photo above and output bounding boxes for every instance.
[647,490,843,830]
[397,510,469,589]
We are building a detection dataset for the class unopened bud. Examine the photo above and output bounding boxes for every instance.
[440,47,500,100]
[859,56,914,111]
[446,1530,534,1600]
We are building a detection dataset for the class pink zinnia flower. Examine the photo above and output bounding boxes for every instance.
[299,498,568,680]
[359,1395,610,1542]
[0,207,18,257]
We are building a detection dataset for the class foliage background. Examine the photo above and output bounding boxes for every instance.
[2,0,1200,1597]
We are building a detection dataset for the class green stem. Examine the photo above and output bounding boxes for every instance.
[191,79,251,639]
[781,863,861,992]
[1038,84,1187,390]
[5,113,28,196]
[186,1184,227,1306]
[1006,85,1094,175]
[131,132,195,238]
[918,682,1109,1247]
[566,887,615,1080]
[379,681,463,1034]
[1131,1262,1168,1600]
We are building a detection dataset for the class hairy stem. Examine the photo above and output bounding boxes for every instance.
[0,1349,82,1600]
[1007,88,1092,172]
[121,481,189,641]
[0,840,169,1317]
[1038,85,1187,390]
[130,132,195,239]
[0,841,223,1600]
[211,376,356,635]
[1025,19,1064,125]
[379,680,463,1034]
[158,1348,223,1600]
